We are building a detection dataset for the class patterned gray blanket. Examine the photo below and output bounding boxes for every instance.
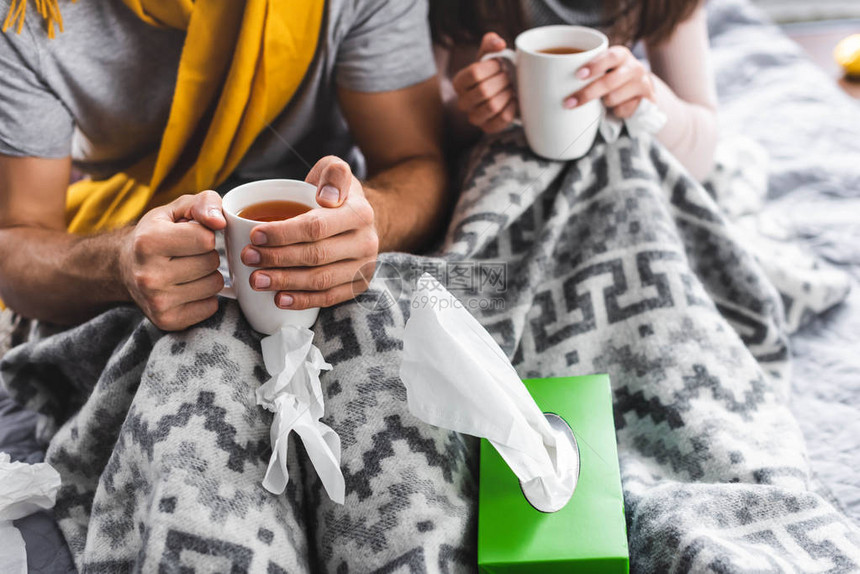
[2,127,859,573]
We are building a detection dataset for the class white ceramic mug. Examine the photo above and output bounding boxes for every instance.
[220,179,321,335]
[482,25,609,160]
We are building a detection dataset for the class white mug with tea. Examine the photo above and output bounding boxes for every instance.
[220,179,321,335]
[482,25,609,160]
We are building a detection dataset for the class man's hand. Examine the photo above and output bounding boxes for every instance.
[239,156,379,310]
[120,191,226,331]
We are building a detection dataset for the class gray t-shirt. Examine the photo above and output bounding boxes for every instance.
[0,0,436,181]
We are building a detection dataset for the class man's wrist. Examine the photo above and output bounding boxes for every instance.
[361,184,389,253]
[111,225,136,304]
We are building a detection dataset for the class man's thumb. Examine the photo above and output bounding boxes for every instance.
[190,190,226,230]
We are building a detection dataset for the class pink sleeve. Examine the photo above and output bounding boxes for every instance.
[645,4,719,181]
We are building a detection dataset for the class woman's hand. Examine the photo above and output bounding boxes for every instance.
[452,32,519,134]
[565,45,655,118]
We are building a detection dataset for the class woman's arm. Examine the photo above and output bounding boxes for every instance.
[439,4,719,180]
[645,4,719,180]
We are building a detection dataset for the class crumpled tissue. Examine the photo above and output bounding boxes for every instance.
[399,274,578,512]
[0,452,61,574]
[256,326,345,504]
[599,97,667,143]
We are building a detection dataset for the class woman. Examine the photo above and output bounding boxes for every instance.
[432,0,718,180]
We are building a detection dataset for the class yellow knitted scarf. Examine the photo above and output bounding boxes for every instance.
[3,0,325,234]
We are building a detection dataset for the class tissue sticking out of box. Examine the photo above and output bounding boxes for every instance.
[257,325,345,504]
[399,273,579,513]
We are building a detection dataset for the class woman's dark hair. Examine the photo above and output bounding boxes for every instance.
[429,0,700,47]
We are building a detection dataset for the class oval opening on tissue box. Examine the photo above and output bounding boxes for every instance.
[519,412,580,513]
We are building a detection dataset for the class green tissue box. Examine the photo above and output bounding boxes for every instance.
[477,374,629,573]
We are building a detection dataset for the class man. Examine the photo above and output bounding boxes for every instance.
[0,0,447,330]
[0,2,471,571]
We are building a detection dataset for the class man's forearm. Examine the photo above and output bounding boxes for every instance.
[364,155,450,254]
[0,226,132,324]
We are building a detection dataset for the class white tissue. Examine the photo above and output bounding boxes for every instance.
[256,326,345,504]
[399,274,578,512]
[599,98,667,143]
[0,452,61,574]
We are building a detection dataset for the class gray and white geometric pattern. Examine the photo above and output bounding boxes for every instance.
[2,128,857,572]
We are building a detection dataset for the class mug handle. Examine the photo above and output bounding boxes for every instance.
[220,283,237,300]
[185,219,238,300]
[479,49,523,127]
[216,228,238,300]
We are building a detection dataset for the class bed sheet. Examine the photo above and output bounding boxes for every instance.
[707,0,860,524]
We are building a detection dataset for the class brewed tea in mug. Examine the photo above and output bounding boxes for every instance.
[538,46,585,55]
[237,200,312,222]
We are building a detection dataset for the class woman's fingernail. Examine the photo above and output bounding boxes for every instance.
[278,294,294,308]
[251,231,267,245]
[319,185,340,204]
[244,248,261,265]
[254,274,271,289]
[564,97,578,109]
[208,208,225,222]
[577,67,591,79]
